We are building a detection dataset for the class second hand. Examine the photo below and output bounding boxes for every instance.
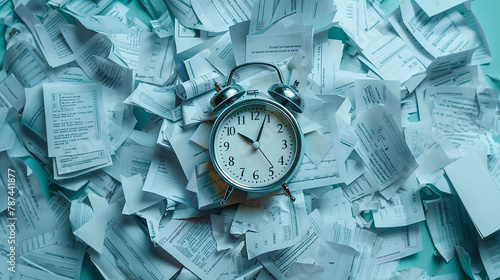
[258,148,274,168]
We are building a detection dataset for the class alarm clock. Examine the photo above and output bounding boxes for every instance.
[208,62,304,205]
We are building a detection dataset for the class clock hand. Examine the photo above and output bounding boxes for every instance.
[255,117,266,143]
[258,148,274,168]
[237,132,254,145]
[238,132,262,149]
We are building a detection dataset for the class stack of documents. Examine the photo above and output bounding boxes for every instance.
[1,0,500,279]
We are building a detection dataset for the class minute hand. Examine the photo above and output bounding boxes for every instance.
[255,117,266,142]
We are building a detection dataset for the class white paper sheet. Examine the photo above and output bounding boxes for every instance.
[341,170,379,202]
[43,82,108,157]
[125,83,181,121]
[33,10,75,67]
[444,151,500,238]
[122,174,165,214]
[0,155,58,242]
[350,228,383,280]
[373,173,425,228]
[136,34,176,85]
[153,215,233,280]
[353,105,418,189]
[89,199,180,279]
[166,0,204,30]
[478,231,500,280]
[425,195,477,262]
[0,71,25,112]
[354,79,401,127]
[414,0,467,18]
[376,223,423,264]
[259,210,341,280]
[400,0,480,59]
[192,0,252,32]
[3,41,53,88]
[142,148,193,206]
[289,101,346,190]
[244,192,308,259]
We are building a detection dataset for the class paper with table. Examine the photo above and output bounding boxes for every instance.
[1,0,499,279]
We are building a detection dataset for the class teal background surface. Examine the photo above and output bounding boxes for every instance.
[1,0,499,279]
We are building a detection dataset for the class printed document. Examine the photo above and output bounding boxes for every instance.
[143,148,193,206]
[153,215,233,280]
[400,0,480,58]
[353,105,418,189]
[244,192,308,259]
[425,195,477,262]
[260,210,354,280]
[33,10,75,67]
[191,0,252,32]
[478,231,500,280]
[354,79,401,127]
[89,199,180,280]
[376,223,423,264]
[3,41,53,88]
[372,174,425,228]
[43,83,108,157]
[289,102,346,190]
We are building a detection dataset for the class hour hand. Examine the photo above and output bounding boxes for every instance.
[237,133,254,145]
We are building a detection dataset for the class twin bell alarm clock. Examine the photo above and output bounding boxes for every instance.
[208,62,305,205]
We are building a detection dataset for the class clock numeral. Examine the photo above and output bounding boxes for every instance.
[237,116,245,125]
[251,111,260,120]
[282,140,287,149]
[223,142,230,150]
[268,167,274,176]
[229,156,235,166]
[226,126,235,136]
[240,168,245,177]
[277,124,283,133]
[278,156,284,165]
[264,114,271,123]
[253,170,259,180]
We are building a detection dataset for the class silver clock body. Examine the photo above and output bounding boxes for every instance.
[209,98,304,194]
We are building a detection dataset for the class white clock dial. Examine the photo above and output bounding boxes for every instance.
[211,99,301,191]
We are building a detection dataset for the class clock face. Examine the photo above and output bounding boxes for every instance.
[210,99,303,192]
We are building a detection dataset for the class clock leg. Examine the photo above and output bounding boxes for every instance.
[220,185,234,206]
[281,183,296,202]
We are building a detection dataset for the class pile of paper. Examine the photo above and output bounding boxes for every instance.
[1,0,500,279]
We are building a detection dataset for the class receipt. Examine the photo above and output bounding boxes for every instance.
[153,215,233,280]
[353,105,418,190]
